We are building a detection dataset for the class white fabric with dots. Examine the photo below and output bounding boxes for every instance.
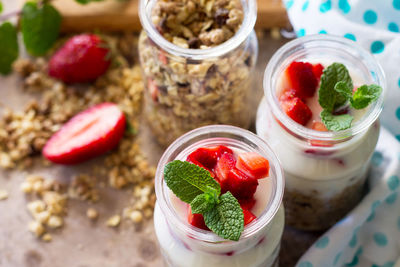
[282,1,400,266]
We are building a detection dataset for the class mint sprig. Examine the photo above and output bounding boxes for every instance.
[318,63,382,131]
[164,160,244,241]
[0,22,18,74]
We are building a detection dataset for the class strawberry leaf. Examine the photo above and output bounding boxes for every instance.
[0,22,18,75]
[21,2,61,56]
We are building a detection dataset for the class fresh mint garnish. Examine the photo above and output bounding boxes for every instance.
[204,192,244,241]
[319,63,353,112]
[164,160,220,203]
[0,2,3,14]
[190,191,218,214]
[350,84,382,110]
[318,63,382,131]
[164,160,244,241]
[21,2,62,56]
[0,22,18,74]
[320,110,353,131]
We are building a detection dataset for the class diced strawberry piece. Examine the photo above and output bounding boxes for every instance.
[148,79,159,102]
[312,63,324,81]
[239,197,256,211]
[281,97,312,126]
[187,206,209,230]
[43,103,125,164]
[214,152,236,183]
[48,34,111,83]
[225,168,258,199]
[236,152,270,179]
[242,209,257,226]
[187,145,233,170]
[312,121,327,132]
[286,61,318,99]
[279,88,298,101]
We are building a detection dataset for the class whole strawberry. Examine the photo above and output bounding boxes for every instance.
[48,34,111,83]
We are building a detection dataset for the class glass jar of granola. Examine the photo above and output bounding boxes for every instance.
[256,35,385,231]
[138,0,258,146]
[154,125,285,267]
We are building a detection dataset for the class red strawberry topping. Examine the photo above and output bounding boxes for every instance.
[312,121,328,132]
[214,152,236,184]
[286,61,318,99]
[242,208,257,225]
[281,97,312,126]
[239,197,256,211]
[312,63,324,81]
[279,88,298,101]
[48,34,111,83]
[224,168,258,199]
[187,145,233,170]
[236,152,270,179]
[187,206,209,230]
[42,103,125,164]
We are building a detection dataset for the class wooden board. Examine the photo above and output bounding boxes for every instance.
[51,0,289,32]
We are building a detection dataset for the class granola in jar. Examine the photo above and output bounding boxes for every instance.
[138,0,258,146]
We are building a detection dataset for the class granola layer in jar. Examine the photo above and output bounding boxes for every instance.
[256,35,385,231]
[138,0,258,146]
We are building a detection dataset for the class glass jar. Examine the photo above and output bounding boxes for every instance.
[138,0,258,146]
[256,35,385,231]
[154,125,285,267]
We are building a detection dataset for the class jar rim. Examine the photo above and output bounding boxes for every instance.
[138,0,257,60]
[154,125,285,243]
[263,35,386,142]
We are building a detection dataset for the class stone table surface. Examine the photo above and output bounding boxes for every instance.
[0,1,321,264]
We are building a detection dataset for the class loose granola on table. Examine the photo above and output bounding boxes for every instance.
[0,34,156,241]
[139,0,257,146]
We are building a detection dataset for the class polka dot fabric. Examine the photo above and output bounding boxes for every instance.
[284,0,400,140]
[295,129,400,266]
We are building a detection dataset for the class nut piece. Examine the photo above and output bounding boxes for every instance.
[28,221,45,237]
[42,233,52,242]
[106,215,121,227]
[129,210,143,224]
[86,208,99,220]
[47,215,63,228]
[0,189,8,200]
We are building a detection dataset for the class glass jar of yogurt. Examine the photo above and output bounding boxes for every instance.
[138,0,258,146]
[256,35,385,231]
[154,125,285,267]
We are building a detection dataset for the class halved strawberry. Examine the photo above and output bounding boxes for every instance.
[214,152,236,185]
[242,208,257,226]
[43,103,125,164]
[187,206,209,230]
[286,61,318,99]
[239,197,256,211]
[312,63,324,81]
[236,152,270,179]
[281,97,312,126]
[187,145,233,170]
[225,168,258,199]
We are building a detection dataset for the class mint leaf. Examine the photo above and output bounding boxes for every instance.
[319,63,353,112]
[164,160,221,203]
[21,2,61,56]
[350,84,382,110]
[190,191,218,214]
[321,110,353,131]
[204,192,244,241]
[75,0,105,4]
[0,2,3,14]
[334,81,353,99]
[0,22,18,74]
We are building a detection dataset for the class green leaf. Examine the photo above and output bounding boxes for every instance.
[75,0,105,4]
[125,120,136,136]
[164,160,221,203]
[334,81,353,99]
[0,2,3,14]
[321,110,353,131]
[319,63,353,112]
[0,22,19,75]
[21,2,61,56]
[350,84,382,110]
[190,191,218,214]
[204,192,244,241]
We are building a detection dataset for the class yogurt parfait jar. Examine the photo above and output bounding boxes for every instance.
[256,35,385,231]
[138,0,258,146]
[154,125,285,267]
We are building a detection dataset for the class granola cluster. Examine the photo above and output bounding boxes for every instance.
[151,0,244,48]
[139,0,256,146]
[0,34,156,240]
